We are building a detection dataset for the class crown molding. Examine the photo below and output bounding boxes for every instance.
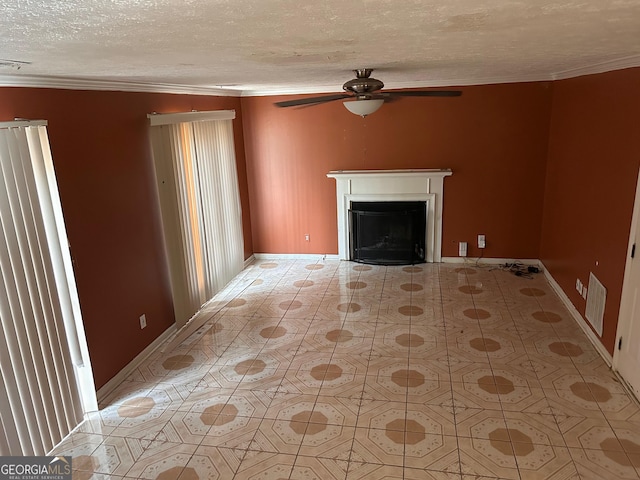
[0,73,239,96]
[551,55,640,80]
[1,56,640,97]
[240,73,552,97]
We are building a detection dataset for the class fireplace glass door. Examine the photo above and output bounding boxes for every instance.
[349,201,427,265]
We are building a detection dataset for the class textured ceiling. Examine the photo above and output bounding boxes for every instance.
[1,0,639,95]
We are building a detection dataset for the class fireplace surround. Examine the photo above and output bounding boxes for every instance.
[327,169,452,263]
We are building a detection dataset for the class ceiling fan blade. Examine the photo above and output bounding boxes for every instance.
[384,90,462,97]
[275,93,351,108]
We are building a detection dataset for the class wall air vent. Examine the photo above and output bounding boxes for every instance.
[585,272,606,337]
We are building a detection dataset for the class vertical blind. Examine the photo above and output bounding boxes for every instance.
[149,112,244,328]
[0,122,94,456]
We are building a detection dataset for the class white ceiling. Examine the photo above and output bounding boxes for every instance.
[1,0,639,96]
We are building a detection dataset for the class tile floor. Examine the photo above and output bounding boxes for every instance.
[53,260,640,479]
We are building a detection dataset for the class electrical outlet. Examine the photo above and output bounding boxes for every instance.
[478,234,486,249]
[576,278,582,292]
[304,234,310,242]
[139,314,147,329]
[459,241,468,257]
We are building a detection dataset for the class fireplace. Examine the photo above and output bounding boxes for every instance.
[350,201,427,265]
[327,169,452,263]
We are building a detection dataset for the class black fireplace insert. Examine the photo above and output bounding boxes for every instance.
[349,201,427,265]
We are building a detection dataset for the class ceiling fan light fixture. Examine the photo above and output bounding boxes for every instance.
[343,98,384,117]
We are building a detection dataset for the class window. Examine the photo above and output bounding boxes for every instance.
[149,111,244,328]
[0,121,96,455]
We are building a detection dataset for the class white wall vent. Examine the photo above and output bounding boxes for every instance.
[585,272,606,337]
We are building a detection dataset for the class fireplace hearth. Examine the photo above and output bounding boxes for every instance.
[350,201,426,265]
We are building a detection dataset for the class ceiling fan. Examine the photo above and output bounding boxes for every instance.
[274,68,462,117]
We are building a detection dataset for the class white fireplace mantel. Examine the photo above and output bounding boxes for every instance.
[326,169,452,263]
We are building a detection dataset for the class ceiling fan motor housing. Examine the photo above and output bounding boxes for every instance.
[343,69,384,98]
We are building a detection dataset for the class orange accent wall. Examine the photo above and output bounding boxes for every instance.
[4,69,638,389]
[0,88,253,389]
[541,68,640,355]
[241,82,553,259]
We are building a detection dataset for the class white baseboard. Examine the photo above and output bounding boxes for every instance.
[253,254,539,266]
[253,253,341,261]
[542,262,613,366]
[243,254,256,268]
[441,257,541,266]
[96,324,176,403]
